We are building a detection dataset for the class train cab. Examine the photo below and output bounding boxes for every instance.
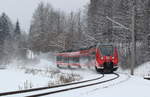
[95,44,118,73]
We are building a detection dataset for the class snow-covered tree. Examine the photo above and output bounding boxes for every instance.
[0,13,11,44]
[29,2,66,52]
[14,20,21,41]
[11,20,24,59]
[0,13,13,63]
[29,2,52,52]
[29,2,83,52]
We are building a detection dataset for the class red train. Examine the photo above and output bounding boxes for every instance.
[56,44,118,73]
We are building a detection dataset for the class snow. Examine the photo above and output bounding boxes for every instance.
[0,67,50,93]
[118,61,150,77]
[135,62,150,77]
[42,73,150,97]
[1,56,150,97]
[0,58,97,93]
[85,76,150,97]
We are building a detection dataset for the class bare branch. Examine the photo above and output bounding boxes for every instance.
[106,16,131,31]
[82,32,98,42]
[48,44,64,49]
[50,41,65,49]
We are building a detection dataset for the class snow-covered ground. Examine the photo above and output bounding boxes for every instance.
[0,67,50,92]
[43,74,150,97]
[0,58,97,93]
[59,75,150,97]
[135,62,150,77]
[5,72,150,97]
[118,61,150,77]
[1,55,150,97]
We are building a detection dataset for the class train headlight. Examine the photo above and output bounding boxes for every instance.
[112,56,114,59]
[101,57,104,60]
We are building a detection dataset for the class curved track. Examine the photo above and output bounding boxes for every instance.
[0,74,104,96]
[27,73,119,97]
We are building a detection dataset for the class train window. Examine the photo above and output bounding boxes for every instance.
[99,45,114,56]
[56,56,62,61]
[73,57,79,63]
[69,57,73,63]
[91,52,96,55]
[63,57,69,63]
[69,57,79,63]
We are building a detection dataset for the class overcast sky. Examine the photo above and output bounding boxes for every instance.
[0,0,89,32]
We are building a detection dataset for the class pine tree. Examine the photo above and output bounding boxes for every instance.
[12,20,22,59]
[0,13,11,44]
[14,20,21,41]
[0,13,12,63]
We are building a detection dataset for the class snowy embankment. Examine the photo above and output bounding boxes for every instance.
[0,56,98,93]
[0,67,50,92]
[135,62,150,77]
[118,61,150,78]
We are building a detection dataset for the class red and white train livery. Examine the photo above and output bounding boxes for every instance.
[56,44,119,73]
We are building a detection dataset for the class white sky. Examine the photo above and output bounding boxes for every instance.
[0,0,89,32]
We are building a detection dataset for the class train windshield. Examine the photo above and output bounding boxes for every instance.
[99,45,114,56]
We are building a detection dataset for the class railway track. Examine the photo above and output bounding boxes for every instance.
[0,73,104,96]
[0,73,119,97]
[27,73,119,97]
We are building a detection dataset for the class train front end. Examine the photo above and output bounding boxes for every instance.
[95,44,118,73]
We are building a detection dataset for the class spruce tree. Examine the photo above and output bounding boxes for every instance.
[14,20,21,41]
[0,13,11,45]
[0,13,12,63]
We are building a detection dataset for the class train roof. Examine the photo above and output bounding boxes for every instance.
[56,46,96,57]
[56,43,115,57]
[60,45,96,53]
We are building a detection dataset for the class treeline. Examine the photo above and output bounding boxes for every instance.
[29,2,84,53]
[29,1,150,68]
[0,13,27,64]
[1,1,150,68]
[88,0,150,68]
